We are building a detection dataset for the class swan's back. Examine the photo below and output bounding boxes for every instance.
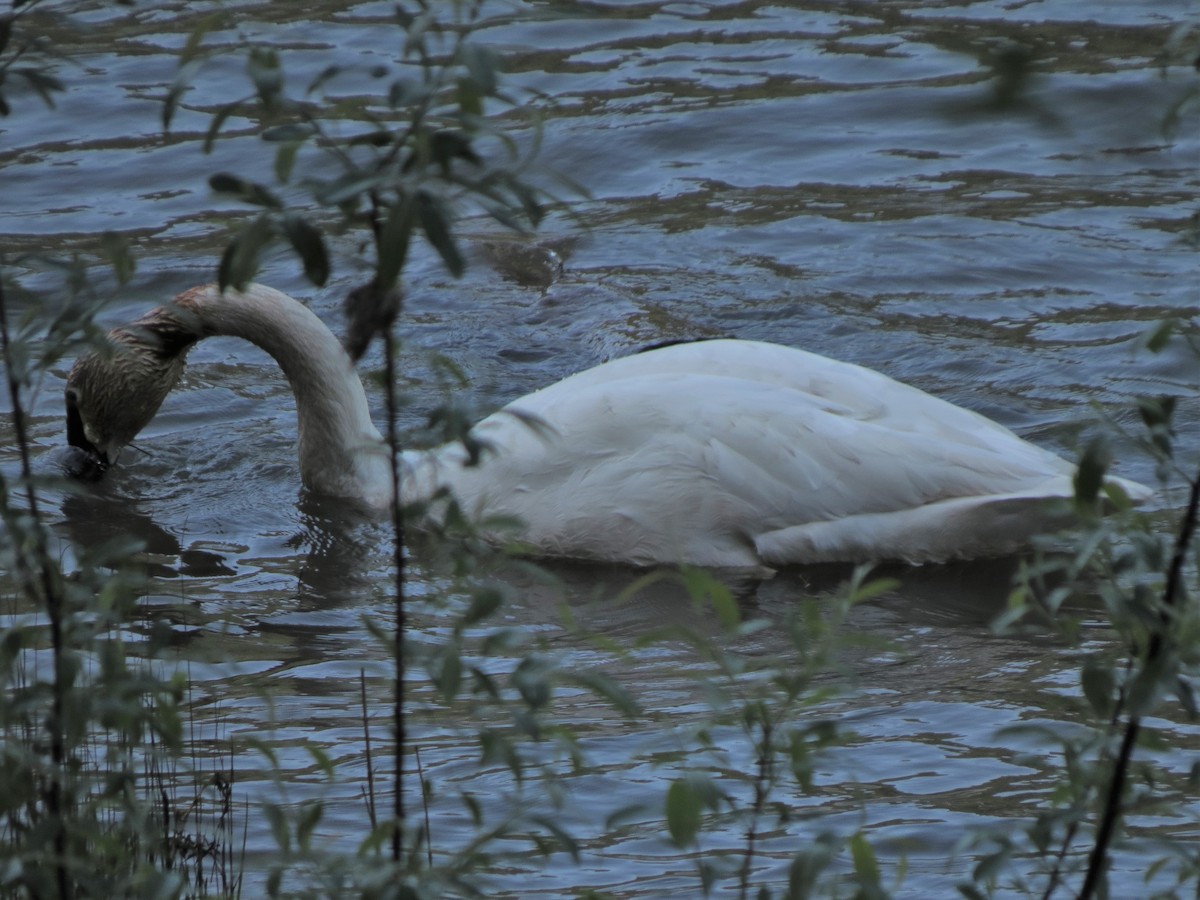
[408,340,1142,569]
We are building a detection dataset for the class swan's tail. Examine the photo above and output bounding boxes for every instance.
[755,474,1153,566]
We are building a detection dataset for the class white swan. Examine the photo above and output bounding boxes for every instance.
[64,283,1150,570]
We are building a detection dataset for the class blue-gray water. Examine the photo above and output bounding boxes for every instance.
[3,0,1200,895]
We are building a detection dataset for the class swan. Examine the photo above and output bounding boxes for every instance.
[63,283,1150,570]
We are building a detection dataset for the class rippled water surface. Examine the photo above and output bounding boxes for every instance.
[4,0,1200,895]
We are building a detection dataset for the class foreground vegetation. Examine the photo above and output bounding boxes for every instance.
[1,2,1198,897]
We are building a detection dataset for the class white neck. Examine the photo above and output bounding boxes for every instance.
[177,284,392,508]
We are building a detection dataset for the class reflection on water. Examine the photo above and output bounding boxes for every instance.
[5,0,1200,894]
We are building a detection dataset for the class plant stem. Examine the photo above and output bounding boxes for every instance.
[1078,470,1200,899]
[0,273,71,898]
[738,713,772,900]
[361,669,377,832]
[383,326,408,865]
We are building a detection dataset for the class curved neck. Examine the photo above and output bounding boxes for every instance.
[177,284,389,506]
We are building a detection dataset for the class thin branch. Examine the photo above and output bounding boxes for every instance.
[384,325,407,866]
[0,273,70,898]
[1078,469,1200,899]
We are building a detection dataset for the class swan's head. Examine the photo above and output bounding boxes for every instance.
[64,305,201,476]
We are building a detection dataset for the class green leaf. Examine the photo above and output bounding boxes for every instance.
[417,191,464,277]
[429,648,462,700]
[566,670,642,718]
[461,586,503,628]
[296,800,323,850]
[162,72,189,132]
[305,744,334,779]
[431,130,481,170]
[512,656,552,710]
[280,214,329,286]
[665,778,702,847]
[274,140,301,184]
[846,574,900,605]
[248,46,284,107]
[209,173,283,210]
[460,43,500,96]
[684,567,739,629]
[1176,676,1197,718]
[1081,656,1114,718]
[203,101,242,153]
[1142,318,1174,353]
[849,832,880,885]
[99,231,136,285]
[218,214,275,291]
[262,123,315,142]
[457,77,483,117]
[377,196,416,290]
[1073,436,1111,507]
[306,64,342,95]
[314,170,382,207]
[15,67,64,108]
[1137,395,1176,431]
[527,814,580,861]
[263,803,291,854]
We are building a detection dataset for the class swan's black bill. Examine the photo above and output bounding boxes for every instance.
[63,390,109,481]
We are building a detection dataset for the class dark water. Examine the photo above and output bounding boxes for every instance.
[3,0,1199,895]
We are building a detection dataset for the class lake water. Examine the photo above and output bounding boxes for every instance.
[3,0,1200,895]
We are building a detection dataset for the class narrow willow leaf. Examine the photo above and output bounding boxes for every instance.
[461,586,503,627]
[263,803,291,854]
[1143,318,1174,353]
[209,173,283,210]
[99,231,136,285]
[296,801,323,849]
[665,778,702,847]
[683,567,739,629]
[1137,395,1177,430]
[512,656,552,710]
[457,77,483,117]
[566,670,642,718]
[1073,436,1111,506]
[1081,657,1115,718]
[460,43,499,96]
[262,123,315,142]
[849,832,880,884]
[430,130,481,168]
[1176,676,1197,718]
[15,67,64,107]
[605,801,651,831]
[431,649,461,700]
[527,814,580,861]
[280,214,329,286]
[218,214,275,291]
[274,141,301,184]
[247,46,283,107]
[417,192,464,277]
[306,64,341,95]
[847,575,900,605]
[377,196,416,290]
[203,101,241,154]
[314,171,382,206]
[162,77,186,132]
